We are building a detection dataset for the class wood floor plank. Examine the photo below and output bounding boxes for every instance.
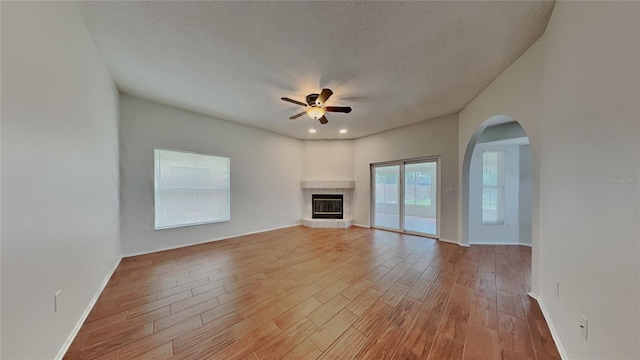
[254,318,318,360]
[67,323,153,359]
[63,227,558,360]
[372,273,400,293]
[78,311,128,336]
[357,321,406,360]
[474,279,498,303]
[281,283,323,309]
[346,287,382,317]
[206,321,282,360]
[421,286,450,320]
[497,312,536,360]
[380,282,410,307]
[126,291,192,319]
[170,288,222,314]
[119,316,202,360]
[308,295,351,327]
[85,306,170,346]
[352,300,395,338]
[154,298,219,332]
[521,296,562,360]
[449,284,474,310]
[439,303,470,343]
[317,327,368,360]
[469,295,498,331]
[273,296,324,331]
[281,338,321,360]
[131,341,173,360]
[309,308,359,351]
[392,311,439,360]
[92,348,120,360]
[315,280,351,304]
[502,348,535,360]
[387,296,421,330]
[406,278,432,301]
[427,334,464,360]
[497,291,526,320]
[341,278,373,300]
[463,322,501,360]
[157,277,210,300]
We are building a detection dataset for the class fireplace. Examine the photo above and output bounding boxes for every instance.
[312,194,344,219]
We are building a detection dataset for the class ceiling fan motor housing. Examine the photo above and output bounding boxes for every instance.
[306,93,320,107]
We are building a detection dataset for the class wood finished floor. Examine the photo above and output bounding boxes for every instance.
[65,226,561,360]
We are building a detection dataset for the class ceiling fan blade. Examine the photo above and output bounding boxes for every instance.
[316,88,333,105]
[318,116,329,124]
[281,97,307,107]
[324,106,352,113]
[289,111,306,120]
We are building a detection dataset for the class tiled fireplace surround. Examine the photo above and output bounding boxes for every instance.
[301,180,355,228]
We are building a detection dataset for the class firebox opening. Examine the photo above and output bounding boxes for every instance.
[312,194,344,219]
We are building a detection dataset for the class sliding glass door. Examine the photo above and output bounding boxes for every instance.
[371,157,439,237]
[404,161,438,235]
[373,165,401,230]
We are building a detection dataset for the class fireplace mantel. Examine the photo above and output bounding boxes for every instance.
[300,180,355,189]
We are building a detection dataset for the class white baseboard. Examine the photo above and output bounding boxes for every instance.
[439,238,467,247]
[469,241,532,247]
[122,223,301,258]
[55,255,122,360]
[527,292,568,360]
[353,223,370,228]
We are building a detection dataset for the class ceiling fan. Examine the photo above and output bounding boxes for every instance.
[281,88,352,124]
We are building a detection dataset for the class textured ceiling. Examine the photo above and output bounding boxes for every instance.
[77,1,554,140]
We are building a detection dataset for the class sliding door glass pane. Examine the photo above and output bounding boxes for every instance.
[374,165,400,230]
[404,162,437,235]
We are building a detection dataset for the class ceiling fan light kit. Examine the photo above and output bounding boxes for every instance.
[281,88,352,127]
[306,107,325,120]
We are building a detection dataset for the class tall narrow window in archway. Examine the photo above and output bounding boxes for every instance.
[482,151,504,224]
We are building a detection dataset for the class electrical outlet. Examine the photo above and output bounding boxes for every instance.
[54,290,62,313]
[556,280,560,298]
[579,314,588,341]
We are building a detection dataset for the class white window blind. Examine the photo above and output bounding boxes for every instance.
[482,151,505,224]
[154,149,230,229]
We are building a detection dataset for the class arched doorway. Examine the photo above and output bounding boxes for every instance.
[462,116,534,290]
[462,116,534,296]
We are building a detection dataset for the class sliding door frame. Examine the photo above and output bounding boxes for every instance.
[370,155,441,239]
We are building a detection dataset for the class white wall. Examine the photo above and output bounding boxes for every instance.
[459,1,639,358]
[518,145,532,245]
[302,140,354,180]
[119,95,302,255]
[354,114,459,240]
[538,2,639,358]
[468,144,522,245]
[1,2,121,359]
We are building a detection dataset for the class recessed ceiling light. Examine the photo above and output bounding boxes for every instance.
[339,129,348,134]
[308,128,317,134]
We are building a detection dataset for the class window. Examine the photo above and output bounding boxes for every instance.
[154,149,230,229]
[482,151,504,224]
